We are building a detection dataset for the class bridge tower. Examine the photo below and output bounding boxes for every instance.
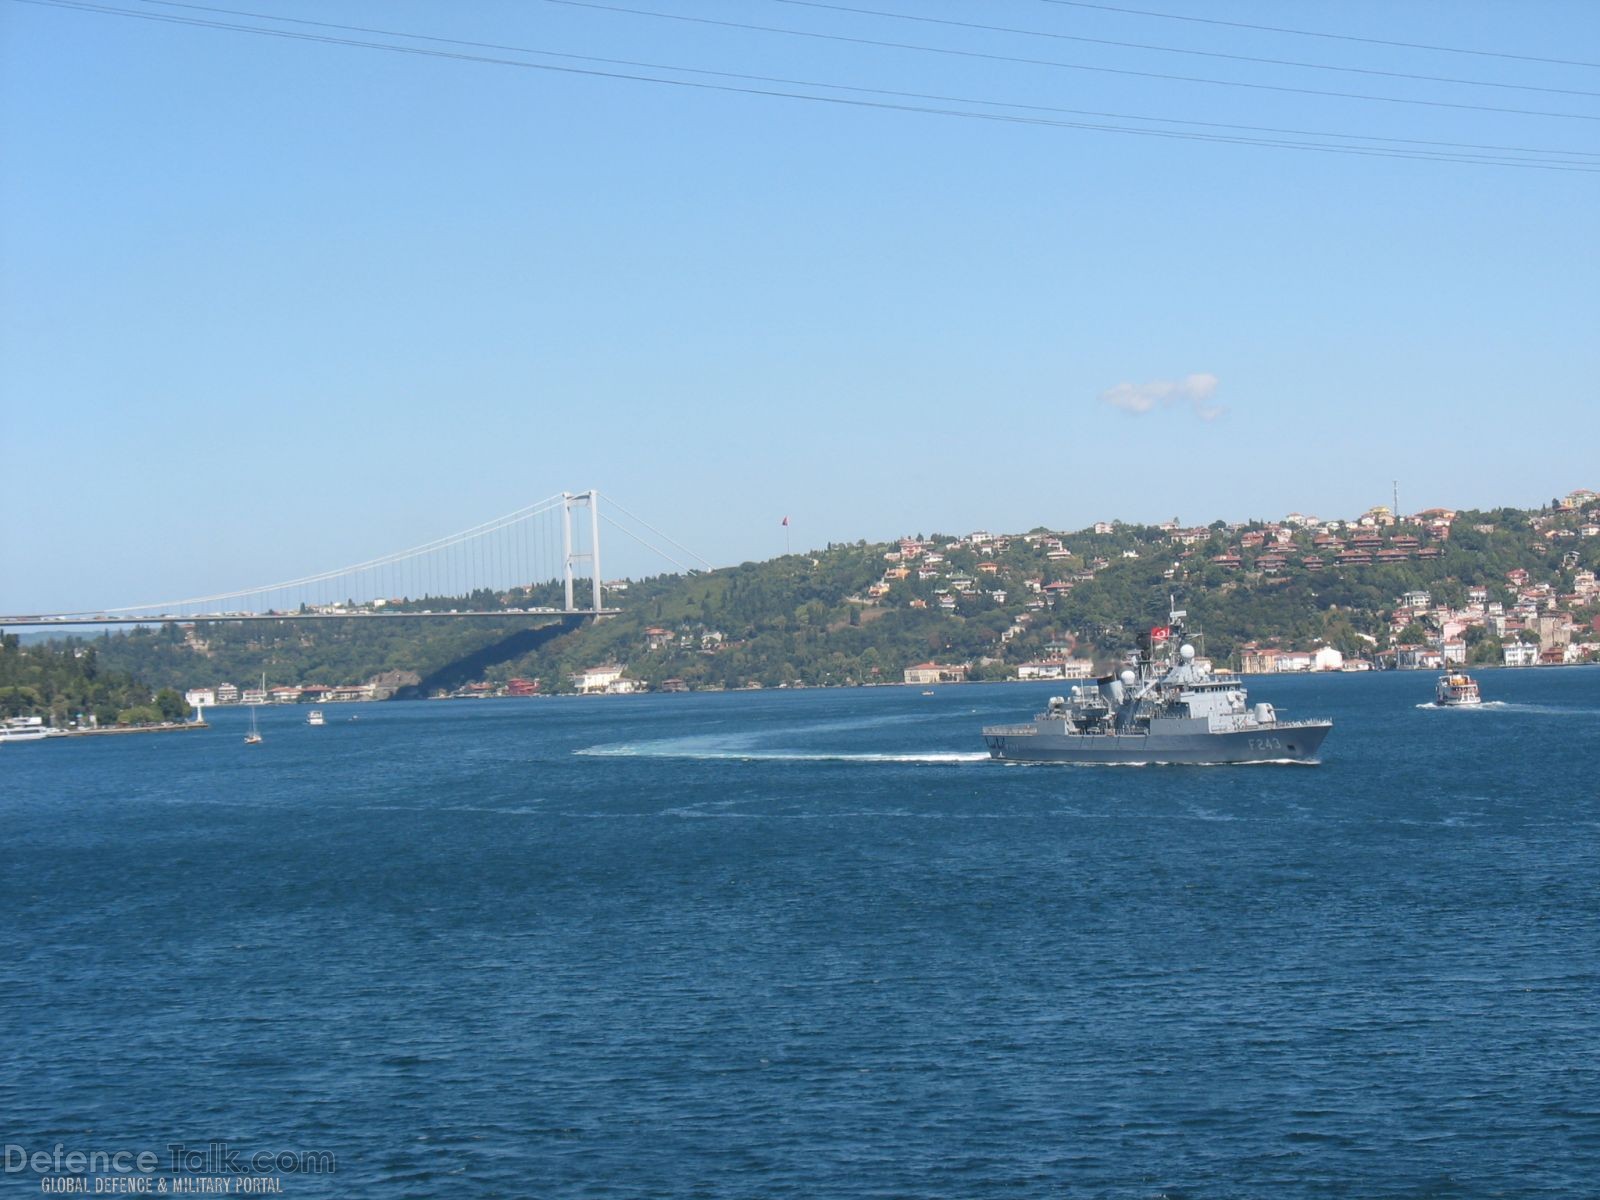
[561,490,602,613]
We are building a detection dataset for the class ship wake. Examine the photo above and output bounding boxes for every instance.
[576,741,988,764]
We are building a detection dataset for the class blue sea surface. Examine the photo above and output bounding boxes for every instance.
[3,668,1598,1197]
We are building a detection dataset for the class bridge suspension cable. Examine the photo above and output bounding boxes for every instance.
[596,491,717,573]
[80,494,572,616]
[5,489,718,627]
[2,492,612,625]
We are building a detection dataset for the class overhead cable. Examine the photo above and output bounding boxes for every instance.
[769,0,1600,99]
[1029,0,1600,70]
[17,0,1600,169]
[94,0,1600,160]
[539,0,1600,123]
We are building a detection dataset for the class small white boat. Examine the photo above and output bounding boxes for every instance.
[1434,672,1483,706]
[0,716,51,743]
[245,674,265,743]
[306,709,325,726]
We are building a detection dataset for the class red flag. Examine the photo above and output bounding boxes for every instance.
[1150,625,1171,640]
[781,516,789,526]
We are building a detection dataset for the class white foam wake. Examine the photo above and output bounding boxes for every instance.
[576,744,989,764]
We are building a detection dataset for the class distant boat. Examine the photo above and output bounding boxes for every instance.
[0,716,51,743]
[1434,672,1483,706]
[306,709,325,726]
[245,674,265,744]
[921,690,936,696]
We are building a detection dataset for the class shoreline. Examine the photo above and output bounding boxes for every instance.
[49,721,209,739]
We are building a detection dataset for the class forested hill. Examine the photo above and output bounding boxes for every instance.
[0,635,191,724]
[499,500,1598,689]
[50,494,1599,696]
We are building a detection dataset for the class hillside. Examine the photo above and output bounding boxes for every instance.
[499,495,1598,690]
[0,634,191,725]
[29,491,1600,697]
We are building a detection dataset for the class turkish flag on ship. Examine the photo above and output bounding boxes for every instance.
[1150,625,1171,640]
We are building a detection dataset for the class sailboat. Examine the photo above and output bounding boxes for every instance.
[245,673,264,745]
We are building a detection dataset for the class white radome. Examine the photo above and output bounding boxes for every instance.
[1180,643,1196,661]
[1119,669,1137,686]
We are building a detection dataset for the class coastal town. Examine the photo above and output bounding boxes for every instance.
[153,487,1599,700]
[561,487,1599,693]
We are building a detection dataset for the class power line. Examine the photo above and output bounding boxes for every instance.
[768,0,1600,99]
[17,0,1600,170]
[70,0,1586,161]
[1029,0,1600,70]
[541,0,1600,123]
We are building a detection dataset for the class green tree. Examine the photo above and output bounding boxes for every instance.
[154,687,191,722]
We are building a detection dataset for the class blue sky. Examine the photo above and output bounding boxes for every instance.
[3,0,1597,612]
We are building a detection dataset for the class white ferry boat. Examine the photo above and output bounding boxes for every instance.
[1434,672,1483,706]
[306,709,325,726]
[0,716,52,743]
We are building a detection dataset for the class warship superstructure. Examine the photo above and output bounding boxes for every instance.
[982,608,1333,765]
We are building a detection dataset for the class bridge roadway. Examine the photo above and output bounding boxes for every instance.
[0,609,620,628]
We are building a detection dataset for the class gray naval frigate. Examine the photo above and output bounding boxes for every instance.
[982,610,1333,765]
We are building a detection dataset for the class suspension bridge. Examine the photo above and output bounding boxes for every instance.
[0,490,712,629]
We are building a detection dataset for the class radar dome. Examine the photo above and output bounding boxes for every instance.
[1119,669,1137,686]
[1180,643,1196,661]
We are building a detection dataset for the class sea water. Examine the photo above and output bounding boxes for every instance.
[3,668,1597,1197]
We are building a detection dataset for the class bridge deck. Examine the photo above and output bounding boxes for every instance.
[0,610,619,627]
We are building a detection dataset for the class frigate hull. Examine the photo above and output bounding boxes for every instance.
[982,720,1333,765]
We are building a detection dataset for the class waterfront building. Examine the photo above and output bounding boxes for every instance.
[1503,642,1541,667]
[570,664,625,693]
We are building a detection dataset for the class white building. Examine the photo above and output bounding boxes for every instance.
[570,664,626,693]
[1016,658,1095,681]
[1503,641,1540,667]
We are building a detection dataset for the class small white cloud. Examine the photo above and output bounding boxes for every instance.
[1100,373,1225,421]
